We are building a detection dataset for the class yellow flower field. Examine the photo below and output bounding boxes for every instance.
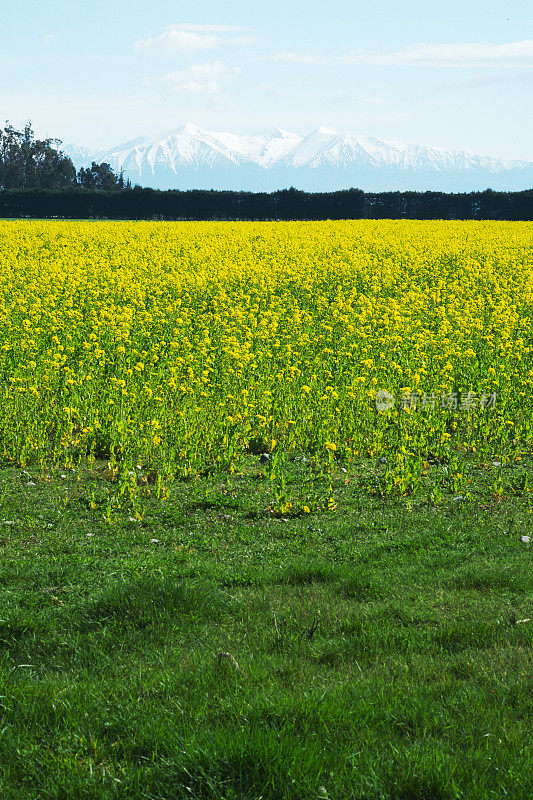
[0,219,531,500]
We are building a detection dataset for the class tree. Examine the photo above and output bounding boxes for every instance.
[0,120,77,190]
[0,120,127,192]
[77,162,125,191]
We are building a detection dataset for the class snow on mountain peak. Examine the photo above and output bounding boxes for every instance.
[164,122,203,137]
[256,126,300,139]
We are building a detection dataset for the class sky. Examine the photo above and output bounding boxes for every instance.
[2,0,532,160]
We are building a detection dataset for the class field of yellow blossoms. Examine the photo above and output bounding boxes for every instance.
[1,219,532,505]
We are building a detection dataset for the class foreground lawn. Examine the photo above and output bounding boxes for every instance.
[0,458,531,799]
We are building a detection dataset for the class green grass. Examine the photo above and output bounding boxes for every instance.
[0,456,531,799]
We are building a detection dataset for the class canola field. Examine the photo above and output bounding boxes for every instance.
[1,219,532,507]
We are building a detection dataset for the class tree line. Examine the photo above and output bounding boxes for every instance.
[0,121,531,220]
[0,187,531,221]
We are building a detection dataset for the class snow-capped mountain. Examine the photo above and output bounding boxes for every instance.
[62,124,533,192]
[62,143,101,165]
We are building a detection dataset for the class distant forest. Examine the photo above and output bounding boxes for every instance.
[1,121,531,220]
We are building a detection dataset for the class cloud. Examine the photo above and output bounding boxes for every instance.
[274,40,533,68]
[135,24,254,57]
[332,93,384,106]
[257,81,285,97]
[165,24,243,33]
[144,61,241,94]
[42,33,60,46]
[435,71,533,91]
[136,30,219,57]
[275,53,332,65]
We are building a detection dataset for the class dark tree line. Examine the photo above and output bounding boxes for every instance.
[0,186,531,221]
[0,121,127,191]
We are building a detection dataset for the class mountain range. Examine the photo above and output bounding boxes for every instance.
[63,123,533,192]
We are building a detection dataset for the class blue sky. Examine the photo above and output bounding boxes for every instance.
[2,0,532,158]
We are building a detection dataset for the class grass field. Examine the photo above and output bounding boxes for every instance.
[0,220,531,798]
[0,457,531,799]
